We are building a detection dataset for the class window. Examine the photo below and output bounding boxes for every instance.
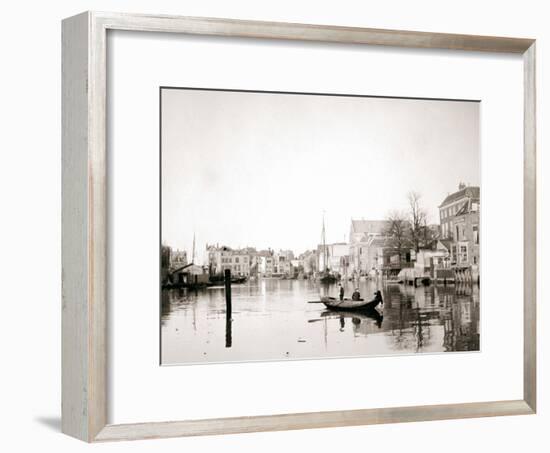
[455,225,459,240]
[235,257,239,263]
[460,245,468,263]
[473,225,479,244]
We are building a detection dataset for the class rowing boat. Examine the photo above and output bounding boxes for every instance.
[320,296,381,311]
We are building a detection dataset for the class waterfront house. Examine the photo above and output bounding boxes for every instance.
[435,239,453,267]
[449,199,480,282]
[273,250,295,277]
[299,250,318,276]
[259,255,275,277]
[437,184,480,283]
[176,264,209,286]
[439,183,480,239]
[206,244,255,277]
[171,249,188,268]
[348,219,388,275]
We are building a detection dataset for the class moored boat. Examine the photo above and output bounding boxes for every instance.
[318,213,339,283]
[319,272,338,284]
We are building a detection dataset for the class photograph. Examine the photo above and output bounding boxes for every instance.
[160,87,481,365]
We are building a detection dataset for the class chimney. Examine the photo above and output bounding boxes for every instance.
[458,182,466,190]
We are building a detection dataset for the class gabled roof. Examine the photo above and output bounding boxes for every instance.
[439,186,480,208]
[350,220,388,235]
[437,239,453,251]
[370,236,392,247]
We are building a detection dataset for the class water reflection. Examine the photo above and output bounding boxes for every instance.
[161,279,479,364]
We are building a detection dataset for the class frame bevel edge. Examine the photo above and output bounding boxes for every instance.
[61,11,538,443]
[62,10,109,443]
[522,42,537,413]
[92,400,534,442]
[62,10,93,442]
[92,10,535,53]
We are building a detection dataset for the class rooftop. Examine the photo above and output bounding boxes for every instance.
[350,219,388,235]
[439,186,480,208]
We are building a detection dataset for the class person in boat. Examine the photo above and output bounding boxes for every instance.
[370,290,383,307]
[352,288,361,301]
[339,284,344,301]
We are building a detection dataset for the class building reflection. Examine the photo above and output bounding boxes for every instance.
[317,283,480,353]
[161,279,480,361]
[378,283,479,352]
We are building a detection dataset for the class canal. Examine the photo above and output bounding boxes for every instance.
[161,279,479,365]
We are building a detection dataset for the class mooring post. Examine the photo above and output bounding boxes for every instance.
[225,316,232,348]
[224,269,232,348]
[224,269,232,319]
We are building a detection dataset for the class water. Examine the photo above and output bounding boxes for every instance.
[161,279,479,365]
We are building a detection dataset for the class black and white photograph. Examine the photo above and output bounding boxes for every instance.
[160,87,480,365]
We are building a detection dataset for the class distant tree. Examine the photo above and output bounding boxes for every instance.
[421,219,438,248]
[308,253,318,274]
[408,191,428,252]
[161,244,172,270]
[385,210,411,262]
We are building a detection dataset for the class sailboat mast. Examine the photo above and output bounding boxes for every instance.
[192,233,196,264]
[322,213,327,271]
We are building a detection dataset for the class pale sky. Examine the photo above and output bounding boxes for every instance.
[161,88,479,262]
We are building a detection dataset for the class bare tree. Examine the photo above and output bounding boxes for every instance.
[385,210,410,262]
[408,191,428,252]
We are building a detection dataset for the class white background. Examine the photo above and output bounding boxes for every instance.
[109,30,523,423]
[0,0,547,452]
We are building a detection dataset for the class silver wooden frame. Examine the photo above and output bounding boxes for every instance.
[62,11,537,442]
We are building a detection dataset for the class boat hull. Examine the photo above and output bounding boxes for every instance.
[321,296,381,311]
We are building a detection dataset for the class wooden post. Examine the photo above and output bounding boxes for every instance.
[225,317,232,348]
[224,269,232,348]
[224,269,232,318]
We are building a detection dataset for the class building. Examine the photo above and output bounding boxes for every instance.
[414,248,449,277]
[291,259,303,276]
[437,184,480,283]
[171,249,188,269]
[348,219,389,275]
[273,249,294,277]
[299,250,318,276]
[205,244,254,277]
[439,183,480,239]
[259,255,275,277]
[173,264,209,286]
[370,236,399,277]
[435,239,453,268]
[317,242,350,276]
[449,199,480,276]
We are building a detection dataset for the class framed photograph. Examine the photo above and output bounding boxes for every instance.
[62,11,536,442]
